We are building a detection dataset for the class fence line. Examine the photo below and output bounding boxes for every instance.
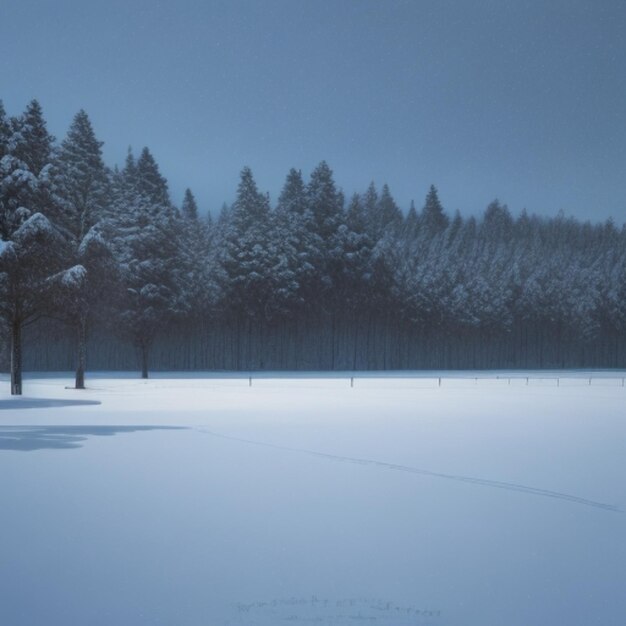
[241,374,626,388]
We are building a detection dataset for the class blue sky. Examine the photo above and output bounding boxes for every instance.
[1,0,625,222]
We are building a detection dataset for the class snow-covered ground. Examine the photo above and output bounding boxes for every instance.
[1,372,625,626]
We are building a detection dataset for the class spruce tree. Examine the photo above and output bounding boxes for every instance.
[273,168,312,314]
[377,184,403,234]
[0,101,71,394]
[178,188,214,318]
[54,110,115,388]
[221,167,274,319]
[181,188,199,220]
[421,184,449,235]
[109,147,185,378]
[0,214,70,394]
[10,100,55,177]
[305,161,345,310]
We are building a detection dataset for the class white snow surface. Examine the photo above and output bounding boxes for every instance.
[0,371,625,626]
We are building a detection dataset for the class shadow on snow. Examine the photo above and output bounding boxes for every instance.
[0,398,102,410]
[0,425,184,451]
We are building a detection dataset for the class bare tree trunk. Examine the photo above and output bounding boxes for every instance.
[75,315,87,389]
[141,342,149,379]
[10,320,22,395]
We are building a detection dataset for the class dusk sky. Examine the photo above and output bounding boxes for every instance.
[1,0,625,222]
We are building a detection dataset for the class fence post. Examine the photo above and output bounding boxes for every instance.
[350,377,354,388]
[438,377,441,387]
[249,376,252,387]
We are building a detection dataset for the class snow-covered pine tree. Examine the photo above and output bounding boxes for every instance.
[0,101,72,394]
[10,100,54,176]
[0,101,50,240]
[9,99,57,215]
[0,214,71,394]
[377,184,403,235]
[54,110,109,238]
[403,199,419,241]
[221,167,274,320]
[272,168,312,315]
[362,181,379,240]
[108,147,185,378]
[54,110,116,389]
[181,187,199,220]
[364,182,402,242]
[178,188,215,319]
[342,193,375,313]
[368,184,403,318]
[421,184,449,235]
[305,161,345,311]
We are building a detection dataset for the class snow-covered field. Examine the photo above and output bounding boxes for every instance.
[1,372,625,626]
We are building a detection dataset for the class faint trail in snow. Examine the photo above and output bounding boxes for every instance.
[194,428,621,513]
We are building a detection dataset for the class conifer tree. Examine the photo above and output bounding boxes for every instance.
[0,214,71,394]
[421,184,449,235]
[0,101,71,394]
[181,188,199,220]
[273,168,312,314]
[403,199,419,241]
[178,188,214,318]
[109,147,185,378]
[53,110,115,388]
[305,161,345,309]
[221,167,274,319]
[10,100,55,178]
[377,184,403,234]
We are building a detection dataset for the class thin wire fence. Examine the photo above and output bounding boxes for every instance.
[7,372,626,391]
[242,374,626,389]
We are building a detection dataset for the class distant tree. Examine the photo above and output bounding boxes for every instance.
[305,161,345,309]
[481,199,514,242]
[273,168,313,315]
[402,199,419,241]
[181,187,199,220]
[178,188,215,318]
[362,181,379,239]
[307,161,344,243]
[373,183,403,239]
[220,167,275,319]
[421,184,449,235]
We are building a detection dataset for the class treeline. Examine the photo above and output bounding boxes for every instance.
[1,100,626,393]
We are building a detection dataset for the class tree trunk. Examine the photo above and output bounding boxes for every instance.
[10,320,22,396]
[75,316,87,389]
[141,343,149,379]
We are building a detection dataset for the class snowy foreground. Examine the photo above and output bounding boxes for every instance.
[1,372,625,626]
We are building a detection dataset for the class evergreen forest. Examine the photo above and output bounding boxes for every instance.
[2,100,625,393]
